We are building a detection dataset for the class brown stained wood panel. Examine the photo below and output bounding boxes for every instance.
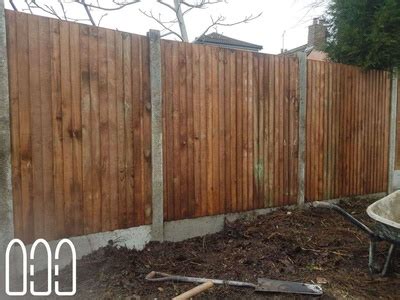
[162,45,299,221]
[7,11,151,243]
[305,60,390,202]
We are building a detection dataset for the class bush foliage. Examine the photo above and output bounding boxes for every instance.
[325,0,400,70]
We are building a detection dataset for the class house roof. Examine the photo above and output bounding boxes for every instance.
[282,44,314,56]
[194,32,263,52]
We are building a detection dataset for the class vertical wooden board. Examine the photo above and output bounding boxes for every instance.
[131,34,143,225]
[17,12,33,242]
[229,51,237,212]
[331,63,338,198]
[282,57,289,205]
[235,51,243,212]
[370,70,377,192]
[6,11,23,239]
[160,41,168,219]
[279,56,285,205]
[164,41,175,220]
[199,45,208,216]
[98,28,110,231]
[80,25,92,234]
[328,62,334,198]
[267,56,275,206]
[115,32,126,228]
[106,29,119,229]
[211,47,220,214]
[289,57,298,204]
[122,33,134,227]
[263,56,271,207]
[218,48,226,213]
[224,49,232,211]
[255,54,263,208]
[242,51,249,210]
[185,44,195,217]
[28,15,44,240]
[382,71,390,191]
[89,26,102,233]
[247,52,254,210]
[49,18,65,239]
[191,44,201,216]
[354,68,361,195]
[241,51,249,210]
[359,68,366,195]
[69,22,83,236]
[322,62,329,199]
[172,42,181,219]
[60,21,74,236]
[369,70,376,193]
[305,60,312,201]
[272,56,280,204]
[178,42,188,218]
[315,61,322,200]
[377,71,384,192]
[382,72,391,189]
[133,34,145,226]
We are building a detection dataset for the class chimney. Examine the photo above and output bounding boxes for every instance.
[308,18,327,50]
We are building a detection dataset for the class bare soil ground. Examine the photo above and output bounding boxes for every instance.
[39,198,400,299]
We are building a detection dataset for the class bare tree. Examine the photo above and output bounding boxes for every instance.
[9,0,261,42]
[140,0,262,41]
[10,0,140,26]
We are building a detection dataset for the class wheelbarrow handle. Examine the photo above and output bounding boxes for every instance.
[313,202,377,238]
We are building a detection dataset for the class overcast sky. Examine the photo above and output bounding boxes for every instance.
[5,0,328,54]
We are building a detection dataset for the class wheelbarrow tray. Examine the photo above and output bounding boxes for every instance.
[367,191,400,242]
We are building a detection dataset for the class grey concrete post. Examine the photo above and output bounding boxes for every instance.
[388,69,398,194]
[0,0,14,292]
[148,29,164,241]
[297,52,307,205]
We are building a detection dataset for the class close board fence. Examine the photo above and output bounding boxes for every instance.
[4,10,394,243]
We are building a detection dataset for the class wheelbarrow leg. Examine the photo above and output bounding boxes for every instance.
[369,240,378,274]
[381,244,396,276]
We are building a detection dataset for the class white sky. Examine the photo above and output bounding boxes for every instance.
[5,0,328,54]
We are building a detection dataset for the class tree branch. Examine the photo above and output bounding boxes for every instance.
[139,9,184,41]
[78,0,141,12]
[157,0,177,13]
[181,0,223,8]
[198,12,262,37]
[9,0,18,11]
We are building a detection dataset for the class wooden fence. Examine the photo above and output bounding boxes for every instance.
[5,11,393,243]
[6,11,151,243]
[306,61,391,201]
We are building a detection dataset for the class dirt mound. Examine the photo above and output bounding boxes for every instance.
[39,199,400,299]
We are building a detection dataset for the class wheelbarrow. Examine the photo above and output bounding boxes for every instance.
[314,191,400,276]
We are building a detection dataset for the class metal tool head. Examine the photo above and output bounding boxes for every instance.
[256,278,323,296]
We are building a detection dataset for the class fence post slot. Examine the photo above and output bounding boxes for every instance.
[388,69,398,194]
[297,52,307,206]
[148,29,164,241]
[0,0,15,290]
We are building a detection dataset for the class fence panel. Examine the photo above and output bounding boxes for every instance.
[306,60,391,201]
[6,10,151,243]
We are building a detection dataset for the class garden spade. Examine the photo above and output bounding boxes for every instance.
[145,271,323,296]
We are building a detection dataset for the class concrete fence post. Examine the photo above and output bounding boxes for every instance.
[388,69,398,194]
[297,52,307,206]
[148,29,164,241]
[0,0,14,292]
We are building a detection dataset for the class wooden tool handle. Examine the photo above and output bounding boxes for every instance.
[172,281,214,300]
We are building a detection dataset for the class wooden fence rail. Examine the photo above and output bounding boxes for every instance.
[4,10,393,243]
